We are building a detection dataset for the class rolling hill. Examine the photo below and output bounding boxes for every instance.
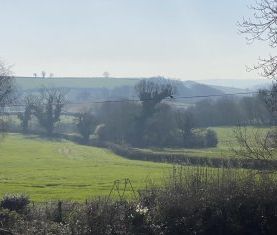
[14,77,252,107]
[15,76,140,90]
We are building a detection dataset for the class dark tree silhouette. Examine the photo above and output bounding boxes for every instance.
[258,83,277,124]
[76,110,98,144]
[135,79,174,117]
[18,95,36,133]
[0,62,14,107]
[41,71,46,79]
[134,78,174,145]
[0,61,14,134]
[175,110,195,147]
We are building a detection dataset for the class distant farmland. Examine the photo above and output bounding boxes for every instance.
[15,76,140,90]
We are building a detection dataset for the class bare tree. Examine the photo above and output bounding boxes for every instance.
[32,87,67,136]
[103,72,110,78]
[234,1,277,166]
[76,110,98,144]
[18,95,36,133]
[135,79,174,116]
[41,71,46,79]
[0,62,14,107]
[239,0,277,79]
[133,79,174,146]
[258,83,277,124]
[0,61,15,134]
[232,125,277,171]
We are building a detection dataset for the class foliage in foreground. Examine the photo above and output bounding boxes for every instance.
[1,168,277,235]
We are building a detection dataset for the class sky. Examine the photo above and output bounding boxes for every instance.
[0,0,270,80]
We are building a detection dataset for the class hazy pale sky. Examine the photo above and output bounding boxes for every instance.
[0,0,269,79]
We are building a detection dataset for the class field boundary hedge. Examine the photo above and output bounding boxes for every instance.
[96,142,277,170]
[9,131,277,170]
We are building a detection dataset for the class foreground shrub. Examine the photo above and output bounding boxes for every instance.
[0,208,22,231]
[139,167,277,235]
[0,194,30,213]
[0,168,277,234]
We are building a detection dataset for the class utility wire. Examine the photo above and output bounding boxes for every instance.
[1,91,262,108]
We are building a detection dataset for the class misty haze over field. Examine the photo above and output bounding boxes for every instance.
[1,1,277,234]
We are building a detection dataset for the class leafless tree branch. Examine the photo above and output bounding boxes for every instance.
[231,125,276,170]
[239,0,277,79]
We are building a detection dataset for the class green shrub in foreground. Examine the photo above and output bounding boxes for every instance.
[0,194,30,213]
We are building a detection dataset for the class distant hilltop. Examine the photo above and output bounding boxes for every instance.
[14,76,141,90]
[14,76,270,93]
[198,78,273,90]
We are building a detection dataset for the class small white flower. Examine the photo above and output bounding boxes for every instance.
[135,203,148,215]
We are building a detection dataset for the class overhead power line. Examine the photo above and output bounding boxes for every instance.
[2,91,261,108]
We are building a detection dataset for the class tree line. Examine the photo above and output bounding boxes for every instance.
[15,79,218,148]
[13,79,277,149]
[186,95,271,127]
[1,64,275,150]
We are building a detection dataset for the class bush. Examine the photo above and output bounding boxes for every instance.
[205,129,218,147]
[0,208,22,230]
[185,129,218,148]
[139,168,277,235]
[0,194,30,213]
[76,111,98,144]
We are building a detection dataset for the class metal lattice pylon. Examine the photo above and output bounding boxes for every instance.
[108,178,137,200]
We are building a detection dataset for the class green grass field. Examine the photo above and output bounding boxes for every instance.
[0,127,272,202]
[0,134,171,201]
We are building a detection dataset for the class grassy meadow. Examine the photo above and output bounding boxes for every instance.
[0,134,172,201]
[0,127,271,201]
